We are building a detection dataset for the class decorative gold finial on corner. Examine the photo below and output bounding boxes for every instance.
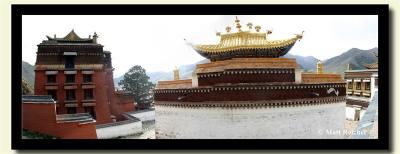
[267,29,273,34]
[296,31,304,41]
[317,60,323,74]
[226,26,231,33]
[247,22,253,30]
[93,32,99,44]
[235,16,242,32]
[173,66,180,80]
[255,25,261,32]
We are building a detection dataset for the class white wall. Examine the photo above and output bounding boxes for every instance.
[96,120,142,139]
[156,102,346,139]
[128,110,155,122]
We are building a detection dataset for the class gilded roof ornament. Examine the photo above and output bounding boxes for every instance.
[189,16,304,61]
[247,22,253,30]
[235,16,242,32]
[255,25,261,32]
[225,26,231,33]
[267,29,273,34]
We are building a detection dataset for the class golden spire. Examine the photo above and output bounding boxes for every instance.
[93,32,98,44]
[247,22,253,30]
[225,26,231,33]
[317,60,323,74]
[347,63,352,70]
[173,66,180,80]
[255,25,261,32]
[235,16,242,32]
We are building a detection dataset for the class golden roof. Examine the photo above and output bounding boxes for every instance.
[189,16,304,61]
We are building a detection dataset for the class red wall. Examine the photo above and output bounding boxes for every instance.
[110,95,135,121]
[34,70,113,124]
[22,103,97,139]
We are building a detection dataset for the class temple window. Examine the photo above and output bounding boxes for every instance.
[356,82,361,90]
[47,90,57,101]
[66,89,76,100]
[347,82,353,89]
[65,74,75,83]
[365,82,371,90]
[84,89,94,100]
[67,107,77,114]
[47,75,56,83]
[65,56,75,69]
[83,74,92,83]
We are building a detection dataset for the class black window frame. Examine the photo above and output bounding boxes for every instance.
[47,75,56,83]
[84,89,94,100]
[83,74,92,83]
[65,74,75,83]
[66,89,76,100]
[365,82,371,90]
[356,82,361,90]
[65,56,75,69]
[348,82,353,89]
[47,90,57,101]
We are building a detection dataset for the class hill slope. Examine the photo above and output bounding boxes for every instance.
[22,61,35,86]
[323,47,378,73]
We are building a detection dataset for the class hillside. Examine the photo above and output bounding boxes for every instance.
[283,54,319,71]
[322,47,378,73]
[22,61,35,86]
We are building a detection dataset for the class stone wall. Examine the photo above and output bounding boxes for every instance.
[156,102,345,139]
[125,109,155,122]
[96,119,142,139]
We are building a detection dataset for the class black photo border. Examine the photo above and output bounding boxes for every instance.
[11,4,390,150]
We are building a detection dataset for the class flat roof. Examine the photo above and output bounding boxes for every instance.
[22,95,55,103]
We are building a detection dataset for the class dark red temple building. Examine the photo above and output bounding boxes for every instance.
[33,30,135,124]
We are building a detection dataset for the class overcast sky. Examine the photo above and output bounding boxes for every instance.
[22,15,378,77]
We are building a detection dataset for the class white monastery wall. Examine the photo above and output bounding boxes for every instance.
[156,102,345,139]
[96,120,142,139]
[128,110,155,122]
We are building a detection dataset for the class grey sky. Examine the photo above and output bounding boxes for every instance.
[22,15,378,77]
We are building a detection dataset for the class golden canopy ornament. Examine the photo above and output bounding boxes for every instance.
[186,16,304,61]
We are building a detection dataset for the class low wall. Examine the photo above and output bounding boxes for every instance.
[156,101,345,139]
[96,119,142,139]
[23,103,97,139]
[125,109,155,122]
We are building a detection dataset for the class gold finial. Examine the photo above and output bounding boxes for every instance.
[226,26,231,33]
[235,16,242,32]
[317,60,323,74]
[267,29,273,34]
[255,25,261,32]
[296,31,304,41]
[247,22,253,30]
[93,32,98,44]
[173,66,180,80]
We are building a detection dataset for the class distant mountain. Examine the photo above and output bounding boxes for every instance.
[22,61,35,86]
[322,47,378,73]
[114,59,210,86]
[283,54,319,71]
[114,47,378,86]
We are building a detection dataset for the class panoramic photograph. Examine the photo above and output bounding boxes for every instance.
[21,15,378,139]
